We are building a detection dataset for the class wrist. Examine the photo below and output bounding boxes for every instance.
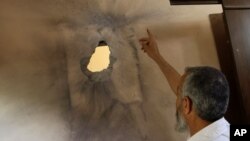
[153,54,164,64]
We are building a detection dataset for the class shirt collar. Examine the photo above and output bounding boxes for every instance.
[187,117,230,141]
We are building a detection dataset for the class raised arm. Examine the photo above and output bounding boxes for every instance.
[139,29,181,95]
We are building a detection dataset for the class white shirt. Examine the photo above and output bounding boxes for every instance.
[187,117,230,141]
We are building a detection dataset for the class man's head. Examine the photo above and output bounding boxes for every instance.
[175,66,230,132]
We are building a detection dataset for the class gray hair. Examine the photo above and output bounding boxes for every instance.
[182,66,230,122]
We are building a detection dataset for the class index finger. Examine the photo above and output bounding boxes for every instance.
[147,29,154,39]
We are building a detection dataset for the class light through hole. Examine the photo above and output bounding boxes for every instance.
[87,45,111,72]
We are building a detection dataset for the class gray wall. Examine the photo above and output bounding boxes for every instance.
[0,0,222,141]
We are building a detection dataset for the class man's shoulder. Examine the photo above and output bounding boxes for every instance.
[187,118,230,141]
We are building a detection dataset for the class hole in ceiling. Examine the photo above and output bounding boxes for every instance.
[87,41,111,72]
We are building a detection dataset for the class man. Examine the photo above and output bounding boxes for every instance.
[139,29,230,141]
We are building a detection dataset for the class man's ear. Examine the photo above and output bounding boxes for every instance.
[182,96,192,115]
